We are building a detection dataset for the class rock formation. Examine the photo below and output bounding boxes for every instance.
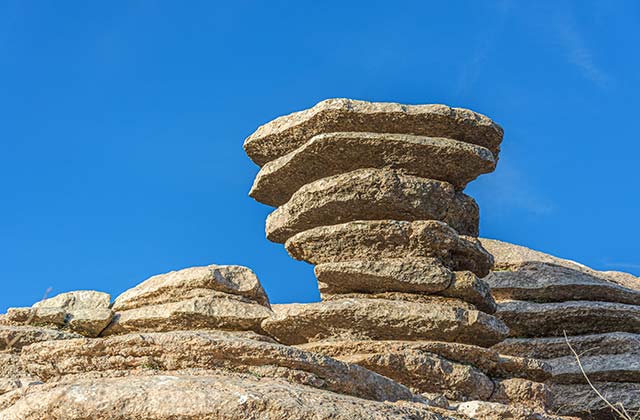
[483,239,640,419]
[246,98,561,416]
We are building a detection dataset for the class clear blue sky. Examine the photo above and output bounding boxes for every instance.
[1,1,639,312]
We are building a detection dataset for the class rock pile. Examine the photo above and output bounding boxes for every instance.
[483,239,640,419]
[245,98,554,412]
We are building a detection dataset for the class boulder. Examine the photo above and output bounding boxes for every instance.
[550,382,640,419]
[484,262,640,305]
[456,400,565,420]
[298,340,551,383]
[113,265,269,311]
[490,378,551,411]
[492,332,640,359]
[103,294,273,336]
[547,353,640,384]
[251,132,497,207]
[6,307,66,327]
[496,300,640,337]
[19,330,414,403]
[441,271,497,314]
[266,169,479,242]
[261,299,508,347]
[0,373,454,420]
[243,98,503,166]
[33,290,111,311]
[285,220,493,277]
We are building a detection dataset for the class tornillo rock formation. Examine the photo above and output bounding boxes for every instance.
[483,239,640,419]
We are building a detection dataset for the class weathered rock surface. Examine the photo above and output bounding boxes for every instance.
[441,271,497,314]
[285,220,493,277]
[244,98,503,166]
[0,325,82,351]
[113,264,269,310]
[493,332,640,359]
[103,294,273,336]
[0,373,455,420]
[266,169,479,242]
[551,382,640,419]
[33,290,111,311]
[298,340,551,383]
[484,262,640,305]
[456,400,566,420]
[490,378,551,411]
[20,330,414,402]
[251,132,497,206]
[262,299,508,347]
[496,300,640,337]
[547,353,640,384]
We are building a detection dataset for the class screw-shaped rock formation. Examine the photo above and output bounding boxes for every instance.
[245,98,551,407]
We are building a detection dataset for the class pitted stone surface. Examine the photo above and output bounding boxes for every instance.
[285,220,493,277]
[266,169,479,242]
[244,98,503,166]
[250,131,496,206]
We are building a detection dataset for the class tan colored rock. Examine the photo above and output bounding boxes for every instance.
[496,300,640,337]
[243,98,503,166]
[493,332,640,359]
[113,264,269,311]
[5,307,66,327]
[490,378,551,411]
[320,293,478,310]
[481,238,640,291]
[261,299,508,347]
[0,354,24,377]
[456,401,564,420]
[66,308,113,337]
[441,271,497,314]
[33,290,111,311]
[484,262,640,305]
[266,169,479,242]
[0,325,82,351]
[547,353,640,384]
[333,349,494,401]
[0,378,41,397]
[103,294,273,336]
[286,220,493,277]
[551,382,640,418]
[315,258,453,295]
[0,373,452,420]
[20,330,414,403]
[251,132,496,206]
[298,340,551,383]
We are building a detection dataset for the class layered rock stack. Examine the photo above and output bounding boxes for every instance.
[244,98,553,411]
[482,239,640,419]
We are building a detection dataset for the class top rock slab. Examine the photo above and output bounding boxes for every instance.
[244,98,504,166]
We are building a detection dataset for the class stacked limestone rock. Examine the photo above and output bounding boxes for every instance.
[244,98,554,413]
[481,239,640,419]
[1,264,456,419]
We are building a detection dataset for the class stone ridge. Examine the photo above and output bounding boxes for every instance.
[243,98,504,166]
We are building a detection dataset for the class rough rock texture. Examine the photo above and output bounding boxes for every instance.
[440,271,497,314]
[243,98,503,166]
[490,378,551,411]
[285,220,493,277]
[551,382,640,419]
[547,353,640,384]
[266,169,479,242]
[496,299,640,337]
[0,374,457,420]
[0,325,82,351]
[251,132,496,206]
[103,294,273,336]
[20,330,414,402]
[261,299,508,347]
[113,264,269,310]
[456,400,567,420]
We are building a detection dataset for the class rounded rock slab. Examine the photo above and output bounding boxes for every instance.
[285,220,494,277]
[250,131,497,207]
[243,98,503,166]
[266,168,479,243]
[261,299,508,347]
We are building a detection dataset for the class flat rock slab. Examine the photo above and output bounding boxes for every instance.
[547,353,640,384]
[0,373,450,420]
[298,340,551,383]
[484,262,640,305]
[113,264,269,311]
[266,169,479,242]
[250,132,496,207]
[0,325,82,352]
[262,299,508,347]
[481,238,640,292]
[441,271,496,314]
[551,382,640,418]
[286,220,493,277]
[243,98,503,166]
[33,290,111,311]
[456,401,561,420]
[490,378,551,412]
[496,300,640,337]
[103,295,273,336]
[19,330,414,403]
[492,332,640,359]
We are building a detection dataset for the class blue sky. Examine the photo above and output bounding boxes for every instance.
[1,1,639,312]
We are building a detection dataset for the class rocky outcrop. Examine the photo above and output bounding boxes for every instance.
[483,239,640,419]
